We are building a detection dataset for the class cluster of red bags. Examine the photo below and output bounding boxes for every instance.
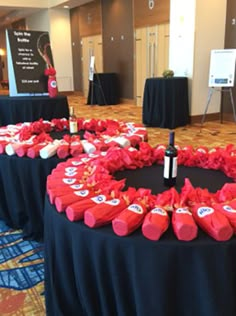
[46,143,236,242]
[0,119,148,159]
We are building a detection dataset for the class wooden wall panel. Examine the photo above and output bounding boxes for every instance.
[134,0,170,28]
[11,19,26,30]
[70,0,170,98]
[70,8,82,91]
[222,0,236,118]
[79,0,102,37]
[102,0,134,99]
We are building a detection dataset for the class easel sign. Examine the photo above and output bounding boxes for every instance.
[201,49,236,126]
[89,56,95,81]
[208,49,236,87]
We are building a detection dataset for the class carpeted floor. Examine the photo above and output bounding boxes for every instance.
[0,220,45,315]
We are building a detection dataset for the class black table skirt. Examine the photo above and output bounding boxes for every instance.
[0,154,64,240]
[44,165,236,316]
[87,73,120,105]
[0,95,69,126]
[142,77,190,129]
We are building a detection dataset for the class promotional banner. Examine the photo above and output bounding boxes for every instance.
[208,49,236,88]
[6,29,54,96]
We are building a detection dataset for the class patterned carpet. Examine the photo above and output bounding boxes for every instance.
[0,220,45,315]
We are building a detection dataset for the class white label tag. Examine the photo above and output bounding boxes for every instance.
[164,156,177,178]
[74,190,90,197]
[105,199,120,206]
[91,195,107,204]
[223,205,236,213]
[151,207,167,216]
[65,167,77,173]
[69,121,78,134]
[70,184,84,190]
[127,204,143,214]
[62,178,76,184]
[176,207,192,215]
[197,206,214,218]
[71,161,83,166]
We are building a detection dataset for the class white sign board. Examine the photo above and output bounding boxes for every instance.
[89,55,95,81]
[208,49,236,87]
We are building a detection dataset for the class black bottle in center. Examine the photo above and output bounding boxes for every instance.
[163,131,178,187]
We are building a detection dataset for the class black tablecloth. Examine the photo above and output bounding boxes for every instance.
[0,154,64,241]
[142,77,190,129]
[44,165,236,316]
[87,73,120,105]
[0,95,69,126]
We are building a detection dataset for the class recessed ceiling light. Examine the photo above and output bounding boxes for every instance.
[63,5,70,9]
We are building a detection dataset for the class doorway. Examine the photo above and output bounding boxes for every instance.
[222,0,236,120]
[135,23,169,106]
[81,34,103,98]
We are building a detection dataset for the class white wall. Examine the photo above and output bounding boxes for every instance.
[26,8,74,92]
[0,0,48,8]
[170,0,227,116]
[191,0,227,116]
[169,0,195,78]
[48,8,74,91]
[26,9,50,32]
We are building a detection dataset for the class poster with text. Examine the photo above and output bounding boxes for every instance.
[208,49,236,87]
[6,29,54,96]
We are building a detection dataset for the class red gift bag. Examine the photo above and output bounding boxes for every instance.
[55,189,96,213]
[48,183,86,204]
[191,203,233,241]
[48,76,58,98]
[84,197,128,228]
[66,194,109,222]
[212,202,236,233]
[112,200,148,236]
[172,207,198,241]
[142,207,169,241]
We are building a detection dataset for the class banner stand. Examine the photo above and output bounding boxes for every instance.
[201,87,236,127]
[88,55,107,106]
[201,49,236,128]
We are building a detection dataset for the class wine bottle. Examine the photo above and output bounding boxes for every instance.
[69,106,78,134]
[163,131,178,187]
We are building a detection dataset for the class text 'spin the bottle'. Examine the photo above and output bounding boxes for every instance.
[163,131,178,187]
[69,106,78,134]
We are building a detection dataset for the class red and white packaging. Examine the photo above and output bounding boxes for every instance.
[172,207,198,241]
[0,140,9,154]
[27,142,48,158]
[142,207,170,241]
[46,176,78,191]
[191,203,233,241]
[84,197,128,228]
[66,194,109,222]
[40,140,61,159]
[48,183,86,204]
[69,139,84,157]
[212,202,236,233]
[57,140,70,159]
[55,189,96,213]
[112,200,147,236]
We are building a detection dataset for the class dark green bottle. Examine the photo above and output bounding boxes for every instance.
[163,131,178,187]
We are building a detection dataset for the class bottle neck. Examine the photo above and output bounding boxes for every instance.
[169,131,175,146]
[70,106,75,117]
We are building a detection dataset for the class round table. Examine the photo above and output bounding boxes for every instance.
[44,165,236,316]
[0,154,64,240]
